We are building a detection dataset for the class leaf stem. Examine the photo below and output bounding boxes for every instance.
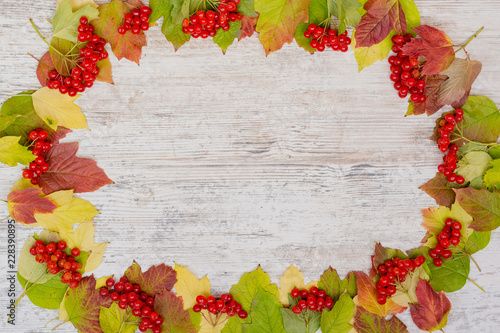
[51,321,68,331]
[29,18,65,58]
[466,277,485,292]
[455,26,484,53]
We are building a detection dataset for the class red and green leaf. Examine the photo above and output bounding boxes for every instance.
[354,307,408,333]
[371,243,407,276]
[410,279,451,332]
[419,172,456,207]
[124,261,177,295]
[7,188,57,225]
[455,188,500,231]
[437,58,482,108]
[154,290,199,333]
[406,74,447,116]
[239,14,259,41]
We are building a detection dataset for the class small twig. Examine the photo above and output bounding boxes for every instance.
[29,18,65,58]
[467,277,485,293]
[455,26,484,53]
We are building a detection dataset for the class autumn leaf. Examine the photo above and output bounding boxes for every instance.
[455,188,500,231]
[124,261,176,295]
[354,271,406,317]
[57,0,98,10]
[353,307,409,333]
[34,190,99,234]
[318,267,347,301]
[437,58,482,108]
[278,265,317,306]
[401,25,455,75]
[421,200,473,249]
[484,159,500,190]
[92,0,147,64]
[420,172,456,207]
[410,279,451,332]
[320,293,355,333]
[239,15,259,40]
[36,52,55,87]
[230,266,279,312]
[52,1,99,43]
[64,275,112,333]
[352,30,394,71]
[456,151,492,183]
[371,243,407,276]
[454,96,500,144]
[99,302,138,333]
[155,290,199,333]
[254,0,310,55]
[7,188,57,225]
[32,87,87,130]
[96,58,114,84]
[243,287,286,333]
[50,37,80,77]
[0,136,36,167]
[38,142,113,195]
[406,74,447,116]
[174,264,211,310]
[391,266,428,307]
[213,21,242,53]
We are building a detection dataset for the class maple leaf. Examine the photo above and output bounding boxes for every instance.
[410,279,451,332]
[92,0,147,64]
[239,14,259,40]
[421,200,473,249]
[484,159,500,190]
[99,302,138,333]
[57,0,98,10]
[320,293,355,333]
[406,74,447,116]
[454,96,500,144]
[437,58,482,108]
[0,92,71,145]
[7,188,57,225]
[124,261,176,295]
[64,275,112,333]
[32,87,87,130]
[455,188,500,231]
[34,190,99,234]
[0,136,36,167]
[52,1,99,43]
[38,142,113,195]
[230,266,279,312]
[278,265,317,306]
[155,290,199,333]
[420,172,456,207]
[243,287,286,333]
[174,264,210,310]
[36,52,55,87]
[456,151,492,183]
[353,307,408,333]
[254,0,310,55]
[401,25,455,75]
[354,271,406,317]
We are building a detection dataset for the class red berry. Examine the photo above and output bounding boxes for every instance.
[292,305,301,314]
[377,295,387,305]
[433,258,443,267]
[71,247,81,257]
[99,287,109,297]
[238,310,248,319]
[22,170,34,179]
[290,287,300,298]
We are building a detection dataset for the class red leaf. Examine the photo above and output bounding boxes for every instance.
[402,25,455,75]
[92,0,147,64]
[154,290,198,333]
[354,307,409,333]
[49,126,72,145]
[7,188,57,225]
[239,15,259,41]
[410,279,451,331]
[354,0,406,48]
[124,261,177,296]
[36,52,55,87]
[38,142,113,195]
[406,74,447,116]
[64,275,112,333]
[419,172,456,208]
[437,58,482,108]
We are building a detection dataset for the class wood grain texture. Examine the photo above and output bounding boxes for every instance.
[0,0,499,332]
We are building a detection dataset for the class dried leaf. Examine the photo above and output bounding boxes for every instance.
[124,261,177,296]
[437,58,482,108]
[420,172,456,207]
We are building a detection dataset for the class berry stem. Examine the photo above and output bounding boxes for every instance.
[454,26,484,53]
[452,245,481,272]
[0,198,8,203]
[466,276,485,292]
[29,18,66,58]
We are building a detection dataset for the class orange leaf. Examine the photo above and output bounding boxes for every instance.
[406,74,447,116]
[239,14,259,41]
[7,188,57,225]
[410,279,451,331]
[36,52,55,87]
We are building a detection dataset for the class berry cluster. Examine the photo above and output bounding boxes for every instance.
[47,16,108,96]
[181,1,243,39]
[29,240,82,288]
[436,109,465,184]
[99,277,164,333]
[192,294,247,319]
[388,34,427,102]
[429,218,463,267]
[303,24,351,52]
[118,6,152,35]
[375,256,425,305]
[22,129,52,185]
[290,286,334,314]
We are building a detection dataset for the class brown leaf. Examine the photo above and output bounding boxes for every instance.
[402,25,455,75]
[92,0,147,64]
[410,279,451,331]
[38,142,113,195]
[154,290,198,333]
[96,58,114,84]
[420,172,456,207]
[124,261,177,296]
[36,52,55,87]
[437,58,482,108]
[354,0,406,48]
[406,74,447,116]
[354,307,409,333]
[239,14,259,41]
[7,188,57,225]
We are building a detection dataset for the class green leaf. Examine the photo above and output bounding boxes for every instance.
[295,22,316,53]
[17,272,68,309]
[49,37,80,77]
[308,0,329,25]
[149,0,172,23]
[428,252,470,292]
[0,136,36,167]
[213,20,242,53]
[151,0,191,51]
[344,272,357,298]
[456,96,500,144]
[484,159,500,190]
[52,1,99,43]
[456,188,500,231]
[244,288,286,333]
[318,267,343,301]
[229,266,279,312]
[331,0,362,34]
[458,142,489,155]
[99,302,138,333]
[18,233,58,285]
[238,0,257,17]
[320,293,354,333]
[222,316,245,333]
[281,307,320,333]
[464,230,491,255]
[456,151,492,183]
[0,114,22,131]
[171,0,204,24]
[489,146,500,159]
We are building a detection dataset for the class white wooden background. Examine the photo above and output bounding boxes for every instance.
[0,1,499,332]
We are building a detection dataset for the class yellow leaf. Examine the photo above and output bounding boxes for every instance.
[352,29,395,72]
[0,136,36,166]
[198,310,228,333]
[34,190,99,234]
[10,178,39,193]
[85,242,108,272]
[174,264,211,310]
[57,0,97,10]
[279,265,317,306]
[32,87,87,130]
[96,275,113,289]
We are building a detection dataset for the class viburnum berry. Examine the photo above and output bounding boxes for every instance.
[118,6,151,34]
[303,24,351,53]
[435,109,465,183]
[289,286,333,314]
